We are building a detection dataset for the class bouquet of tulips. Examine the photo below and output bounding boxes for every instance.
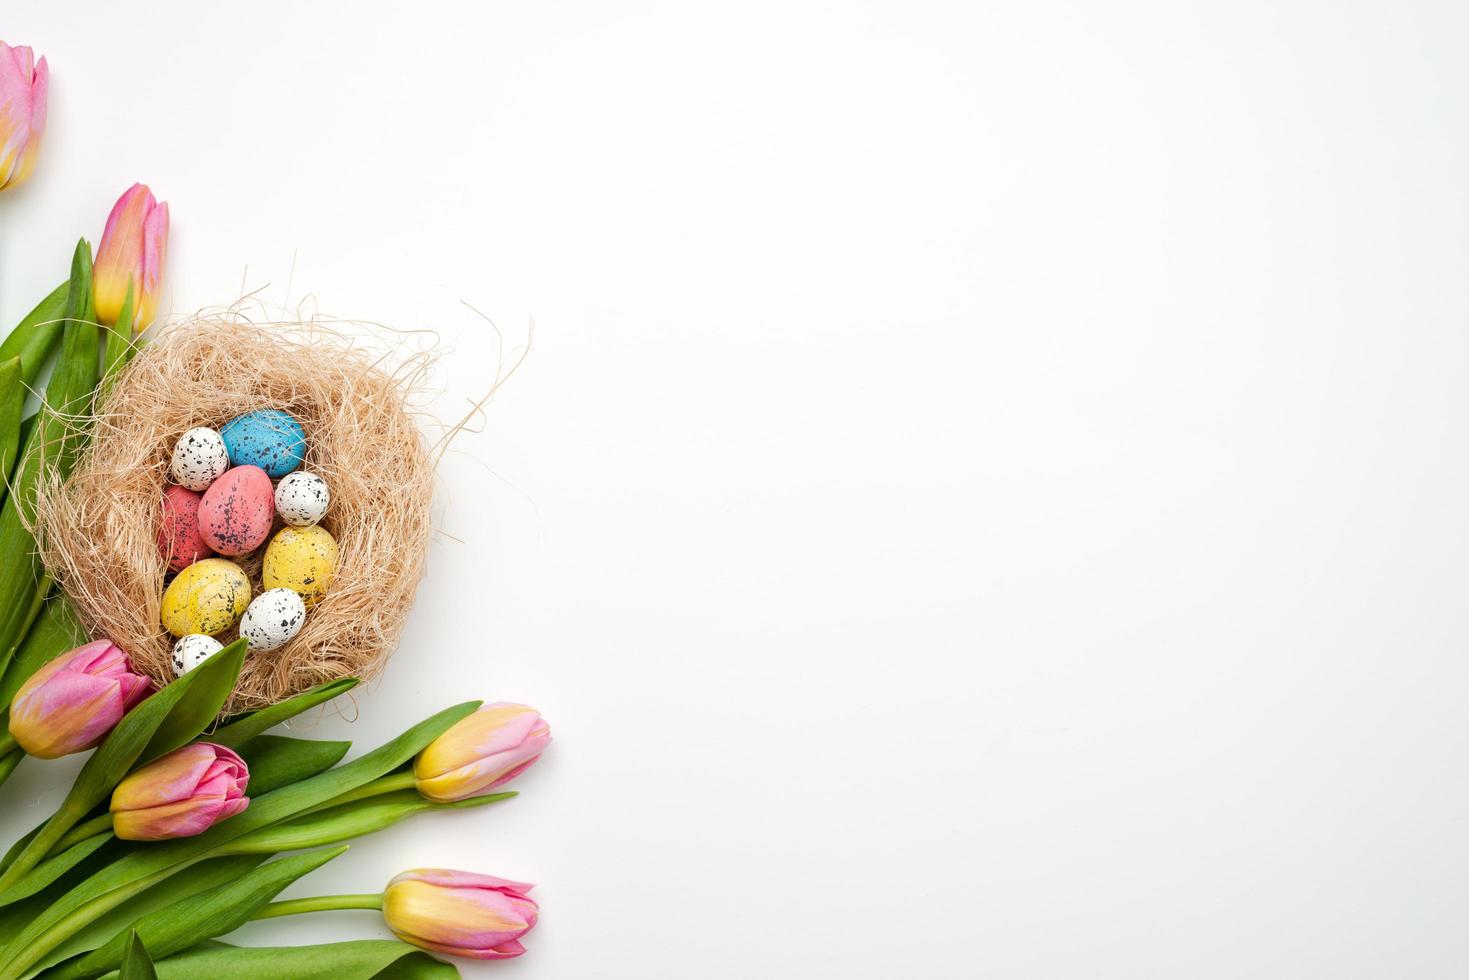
[0,41,551,976]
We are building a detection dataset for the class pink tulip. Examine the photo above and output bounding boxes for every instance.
[110,742,250,841]
[8,640,153,759]
[93,183,169,332]
[413,702,551,802]
[383,870,538,960]
[0,42,47,191]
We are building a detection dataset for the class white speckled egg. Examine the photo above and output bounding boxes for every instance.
[171,633,224,676]
[274,471,330,527]
[170,427,230,491]
[239,587,307,652]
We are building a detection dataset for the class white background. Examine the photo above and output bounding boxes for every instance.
[2,1,1468,976]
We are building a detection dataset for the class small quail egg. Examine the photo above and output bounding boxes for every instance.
[274,471,330,527]
[171,633,224,676]
[262,525,338,606]
[170,427,230,491]
[239,587,307,652]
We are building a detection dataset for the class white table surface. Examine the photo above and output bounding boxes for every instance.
[3,1,1468,976]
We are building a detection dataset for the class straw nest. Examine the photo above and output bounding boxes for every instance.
[36,320,436,713]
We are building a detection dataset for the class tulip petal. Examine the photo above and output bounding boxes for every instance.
[10,673,124,758]
[110,742,250,840]
[414,728,551,801]
[0,44,31,187]
[215,795,250,822]
[8,54,44,187]
[392,935,529,960]
[69,638,131,674]
[113,794,227,841]
[112,741,219,811]
[12,643,79,693]
[413,704,543,780]
[138,201,168,329]
[390,869,535,894]
[8,640,149,758]
[115,670,156,711]
[94,184,152,328]
[384,880,536,953]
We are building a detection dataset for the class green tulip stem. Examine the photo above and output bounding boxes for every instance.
[303,769,418,815]
[50,814,113,855]
[0,748,19,791]
[0,728,15,758]
[252,892,385,920]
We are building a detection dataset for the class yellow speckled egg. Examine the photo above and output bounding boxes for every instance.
[161,558,251,637]
[262,525,338,606]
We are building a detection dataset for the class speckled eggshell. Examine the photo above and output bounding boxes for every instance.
[274,471,330,527]
[262,524,339,606]
[157,485,214,572]
[198,465,275,556]
[239,588,307,652]
[171,633,224,675]
[169,427,230,491]
[161,558,251,636]
[220,409,306,479]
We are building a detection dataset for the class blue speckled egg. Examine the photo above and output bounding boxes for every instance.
[219,409,306,478]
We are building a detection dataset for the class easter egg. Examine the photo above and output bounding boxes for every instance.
[169,427,229,491]
[274,471,330,527]
[171,634,223,676]
[220,409,306,478]
[198,465,274,556]
[161,558,250,636]
[239,588,307,652]
[157,485,213,572]
[262,525,338,606]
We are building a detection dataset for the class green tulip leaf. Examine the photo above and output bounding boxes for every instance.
[236,735,352,796]
[0,831,121,963]
[210,677,360,749]
[0,242,99,682]
[0,831,110,906]
[73,846,348,978]
[94,941,457,980]
[0,639,246,897]
[101,281,135,385]
[139,639,249,763]
[0,748,19,791]
[0,819,42,875]
[117,932,156,980]
[227,789,514,854]
[0,279,69,385]
[0,701,482,980]
[30,855,268,979]
[0,356,23,491]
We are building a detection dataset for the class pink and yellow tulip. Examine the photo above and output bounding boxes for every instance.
[383,869,539,960]
[412,702,551,802]
[110,741,250,841]
[8,640,153,758]
[93,182,169,332]
[0,42,47,191]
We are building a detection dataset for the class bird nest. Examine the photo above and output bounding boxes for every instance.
[36,320,436,713]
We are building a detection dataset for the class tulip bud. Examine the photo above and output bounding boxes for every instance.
[0,42,47,191]
[93,183,169,332]
[413,702,551,802]
[8,640,152,758]
[383,870,538,960]
[110,742,250,841]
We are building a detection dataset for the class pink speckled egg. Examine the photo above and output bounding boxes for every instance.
[198,465,274,556]
[157,485,214,572]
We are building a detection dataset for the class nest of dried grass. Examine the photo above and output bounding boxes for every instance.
[36,319,437,713]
